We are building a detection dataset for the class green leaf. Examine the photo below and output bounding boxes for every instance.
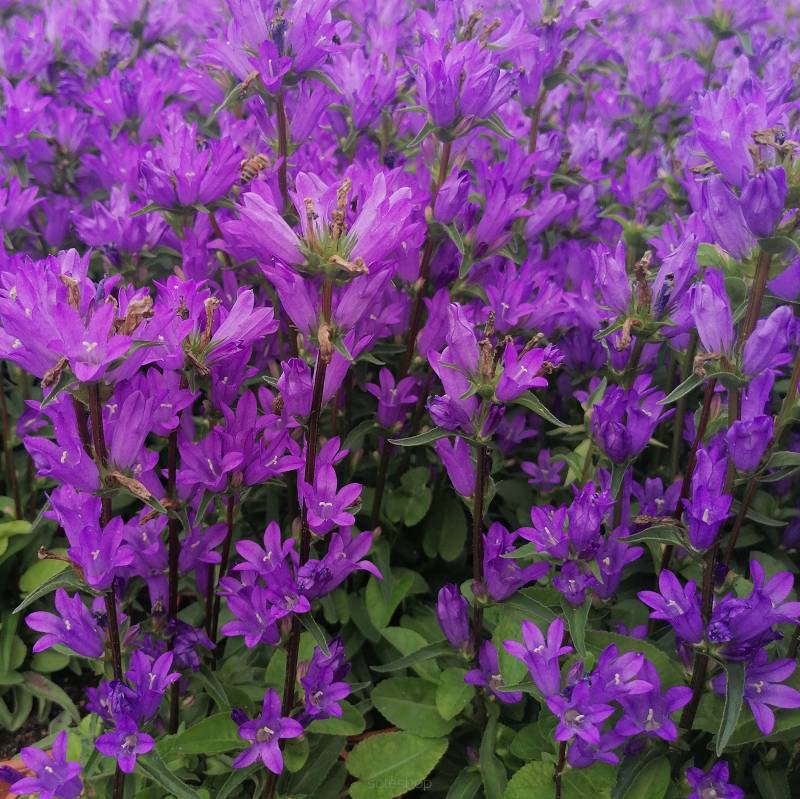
[30,650,70,673]
[563,763,616,799]
[22,671,80,722]
[305,68,342,94]
[443,222,466,254]
[512,393,569,428]
[130,201,169,218]
[659,373,703,405]
[389,426,452,447]
[211,82,246,119]
[298,613,330,656]
[696,243,731,268]
[752,763,791,799]
[308,699,366,736]
[446,768,482,799]
[342,418,376,451]
[610,461,628,498]
[475,113,513,139]
[159,713,240,756]
[0,520,31,537]
[504,591,557,626]
[764,450,800,469]
[371,640,452,673]
[617,755,670,799]
[380,627,440,680]
[621,525,684,547]
[561,597,590,658]
[346,732,448,799]
[424,493,468,562]
[215,764,259,799]
[285,736,346,795]
[16,556,78,610]
[136,749,200,799]
[502,760,553,799]
[758,235,800,255]
[740,503,786,528]
[716,660,745,755]
[406,121,435,150]
[480,703,507,799]
[194,666,232,711]
[436,667,474,720]
[284,734,309,772]
[372,677,455,737]
[366,570,415,631]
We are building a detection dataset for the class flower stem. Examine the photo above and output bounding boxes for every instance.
[679,388,738,733]
[86,383,124,683]
[739,250,772,348]
[84,383,124,799]
[655,377,717,576]
[669,333,698,479]
[210,494,236,645]
[370,142,453,525]
[471,444,488,652]
[528,86,547,155]
[276,89,290,212]
[166,427,180,734]
[554,741,567,799]
[278,279,333,716]
[622,336,645,389]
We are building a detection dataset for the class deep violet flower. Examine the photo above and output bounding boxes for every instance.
[232,689,304,773]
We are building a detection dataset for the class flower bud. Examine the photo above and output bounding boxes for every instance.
[436,584,470,649]
[740,166,787,237]
[433,170,470,224]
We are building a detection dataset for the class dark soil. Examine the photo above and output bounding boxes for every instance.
[0,717,48,760]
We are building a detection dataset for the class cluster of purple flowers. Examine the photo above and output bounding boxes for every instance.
[1,1,800,798]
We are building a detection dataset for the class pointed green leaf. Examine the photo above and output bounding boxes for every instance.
[716,660,745,755]
[389,427,452,447]
[660,373,703,405]
[512,393,568,428]
[22,671,80,722]
[561,597,590,658]
[136,749,200,799]
[617,755,670,799]
[371,640,452,673]
[15,566,84,614]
